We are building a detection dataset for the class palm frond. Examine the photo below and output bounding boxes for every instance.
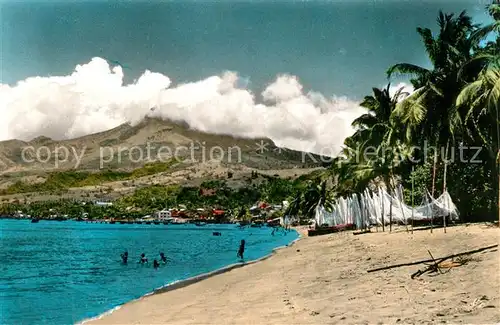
[392,87,428,126]
[351,113,377,128]
[416,27,437,63]
[387,63,430,79]
[457,79,484,108]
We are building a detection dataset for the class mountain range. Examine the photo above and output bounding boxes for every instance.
[0,118,327,201]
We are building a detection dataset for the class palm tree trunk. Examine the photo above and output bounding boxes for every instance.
[387,174,393,232]
[494,149,500,225]
[411,164,415,234]
[430,141,438,234]
[382,175,391,232]
[496,109,500,225]
[496,101,500,226]
[381,187,385,232]
[442,141,449,233]
[497,164,499,226]
[431,148,438,197]
[389,190,393,232]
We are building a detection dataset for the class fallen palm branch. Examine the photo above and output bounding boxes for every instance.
[367,244,498,273]
[410,250,475,279]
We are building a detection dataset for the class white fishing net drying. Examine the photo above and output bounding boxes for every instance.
[315,186,459,228]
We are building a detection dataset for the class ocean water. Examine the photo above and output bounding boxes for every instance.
[0,220,298,325]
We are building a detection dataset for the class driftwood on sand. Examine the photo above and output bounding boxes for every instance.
[367,244,498,273]
[409,249,476,279]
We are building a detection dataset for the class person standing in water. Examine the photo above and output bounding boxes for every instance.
[139,253,148,264]
[159,252,169,263]
[153,259,160,269]
[237,239,245,259]
[120,251,128,264]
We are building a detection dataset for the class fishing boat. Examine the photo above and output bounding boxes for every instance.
[307,223,356,237]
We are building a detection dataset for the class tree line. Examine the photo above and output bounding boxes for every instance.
[287,3,499,223]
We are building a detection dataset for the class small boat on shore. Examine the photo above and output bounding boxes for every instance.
[308,223,356,237]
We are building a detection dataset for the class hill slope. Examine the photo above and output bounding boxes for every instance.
[0,117,325,173]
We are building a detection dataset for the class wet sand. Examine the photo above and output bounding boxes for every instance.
[88,224,500,324]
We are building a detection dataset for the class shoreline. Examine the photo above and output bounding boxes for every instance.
[78,229,303,324]
[86,224,499,324]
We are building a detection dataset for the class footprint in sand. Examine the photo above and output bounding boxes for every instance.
[283,286,295,310]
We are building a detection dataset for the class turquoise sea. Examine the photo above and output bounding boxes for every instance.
[0,220,298,324]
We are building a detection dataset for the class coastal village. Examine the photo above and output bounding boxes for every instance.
[8,199,291,227]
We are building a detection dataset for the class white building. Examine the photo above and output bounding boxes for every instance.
[94,201,113,206]
[157,209,172,220]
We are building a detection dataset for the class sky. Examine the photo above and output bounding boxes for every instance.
[0,0,495,154]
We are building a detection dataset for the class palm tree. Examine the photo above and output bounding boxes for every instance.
[336,84,409,197]
[283,193,303,222]
[387,11,480,146]
[454,1,500,223]
[301,178,335,225]
[387,11,483,200]
[476,1,500,39]
[457,54,500,223]
[351,84,409,149]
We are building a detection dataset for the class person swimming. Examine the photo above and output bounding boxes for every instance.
[139,253,148,264]
[120,251,128,264]
[153,259,160,269]
[159,252,168,263]
[237,239,245,259]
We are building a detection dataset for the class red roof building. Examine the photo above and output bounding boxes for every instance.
[212,209,225,216]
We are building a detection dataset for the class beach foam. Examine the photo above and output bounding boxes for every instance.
[78,230,302,325]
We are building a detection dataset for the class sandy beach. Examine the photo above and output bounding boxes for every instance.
[88,224,499,324]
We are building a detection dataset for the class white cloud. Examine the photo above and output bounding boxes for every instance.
[1,57,373,155]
